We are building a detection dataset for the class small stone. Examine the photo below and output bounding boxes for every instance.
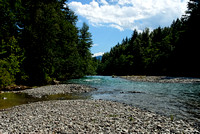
[122,129,128,133]
[157,125,162,130]
[0,100,199,133]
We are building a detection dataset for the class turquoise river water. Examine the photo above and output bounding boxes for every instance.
[67,76,200,123]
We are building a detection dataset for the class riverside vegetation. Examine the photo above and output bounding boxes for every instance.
[96,0,200,77]
[0,0,96,89]
[1,0,200,89]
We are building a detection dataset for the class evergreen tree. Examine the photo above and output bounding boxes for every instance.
[171,0,200,76]
[97,0,200,77]
[0,0,26,88]
[0,0,95,88]
[78,22,94,76]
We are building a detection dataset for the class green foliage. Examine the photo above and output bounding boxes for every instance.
[77,22,94,76]
[129,116,134,122]
[171,0,200,76]
[170,115,174,121]
[1,0,199,88]
[0,37,25,88]
[98,0,200,77]
[0,61,15,88]
[98,26,174,75]
[17,0,95,84]
[0,0,95,87]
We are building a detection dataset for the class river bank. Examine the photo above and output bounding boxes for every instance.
[121,75,200,83]
[0,84,96,110]
[0,99,199,133]
[0,83,199,133]
[17,84,97,98]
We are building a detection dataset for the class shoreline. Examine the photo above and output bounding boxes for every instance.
[0,84,96,110]
[0,83,199,133]
[120,75,200,83]
[0,100,199,133]
[17,84,97,98]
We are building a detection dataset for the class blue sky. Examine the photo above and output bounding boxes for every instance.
[67,0,189,56]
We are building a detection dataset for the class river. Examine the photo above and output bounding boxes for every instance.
[67,76,200,123]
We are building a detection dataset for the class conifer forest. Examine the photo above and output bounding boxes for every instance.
[1,0,200,89]
[0,0,96,88]
[96,0,200,77]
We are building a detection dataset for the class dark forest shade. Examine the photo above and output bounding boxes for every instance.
[0,0,96,88]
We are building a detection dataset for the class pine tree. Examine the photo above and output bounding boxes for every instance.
[78,22,93,75]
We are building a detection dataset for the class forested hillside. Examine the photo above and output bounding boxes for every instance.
[97,0,200,77]
[0,0,95,88]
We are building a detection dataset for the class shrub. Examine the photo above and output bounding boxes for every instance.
[0,60,15,89]
[0,37,25,89]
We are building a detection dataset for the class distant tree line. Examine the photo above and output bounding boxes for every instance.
[0,0,95,88]
[97,0,200,77]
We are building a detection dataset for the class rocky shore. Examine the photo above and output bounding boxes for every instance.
[0,84,199,133]
[121,75,200,83]
[0,100,199,133]
[18,84,97,98]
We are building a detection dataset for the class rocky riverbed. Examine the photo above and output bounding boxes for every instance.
[0,84,199,133]
[18,84,97,98]
[0,100,199,133]
[121,75,200,83]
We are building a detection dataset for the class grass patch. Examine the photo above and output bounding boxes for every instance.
[170,115,174,121]
[129,116,134,121]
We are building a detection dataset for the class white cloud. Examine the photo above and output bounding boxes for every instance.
[98,0,108,5]
[92,43,99,47]
[92,52,105,57]
[110,24,124,31]
[69,0,188,31]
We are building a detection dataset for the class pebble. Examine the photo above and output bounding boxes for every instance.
[17,84,97,98]
[1,83,199,133]
[0,100,199,133]
[121,76,200,83]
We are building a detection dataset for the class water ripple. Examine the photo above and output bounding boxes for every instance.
[67,76,200,123]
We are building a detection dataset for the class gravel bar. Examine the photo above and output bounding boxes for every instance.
[0,100,199,133]
[19,84,97,98]
[121,76,200,83]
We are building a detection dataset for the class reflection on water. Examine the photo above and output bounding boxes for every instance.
[0,92,38,110]
[0,92,90,110]
[67,76,200,123]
